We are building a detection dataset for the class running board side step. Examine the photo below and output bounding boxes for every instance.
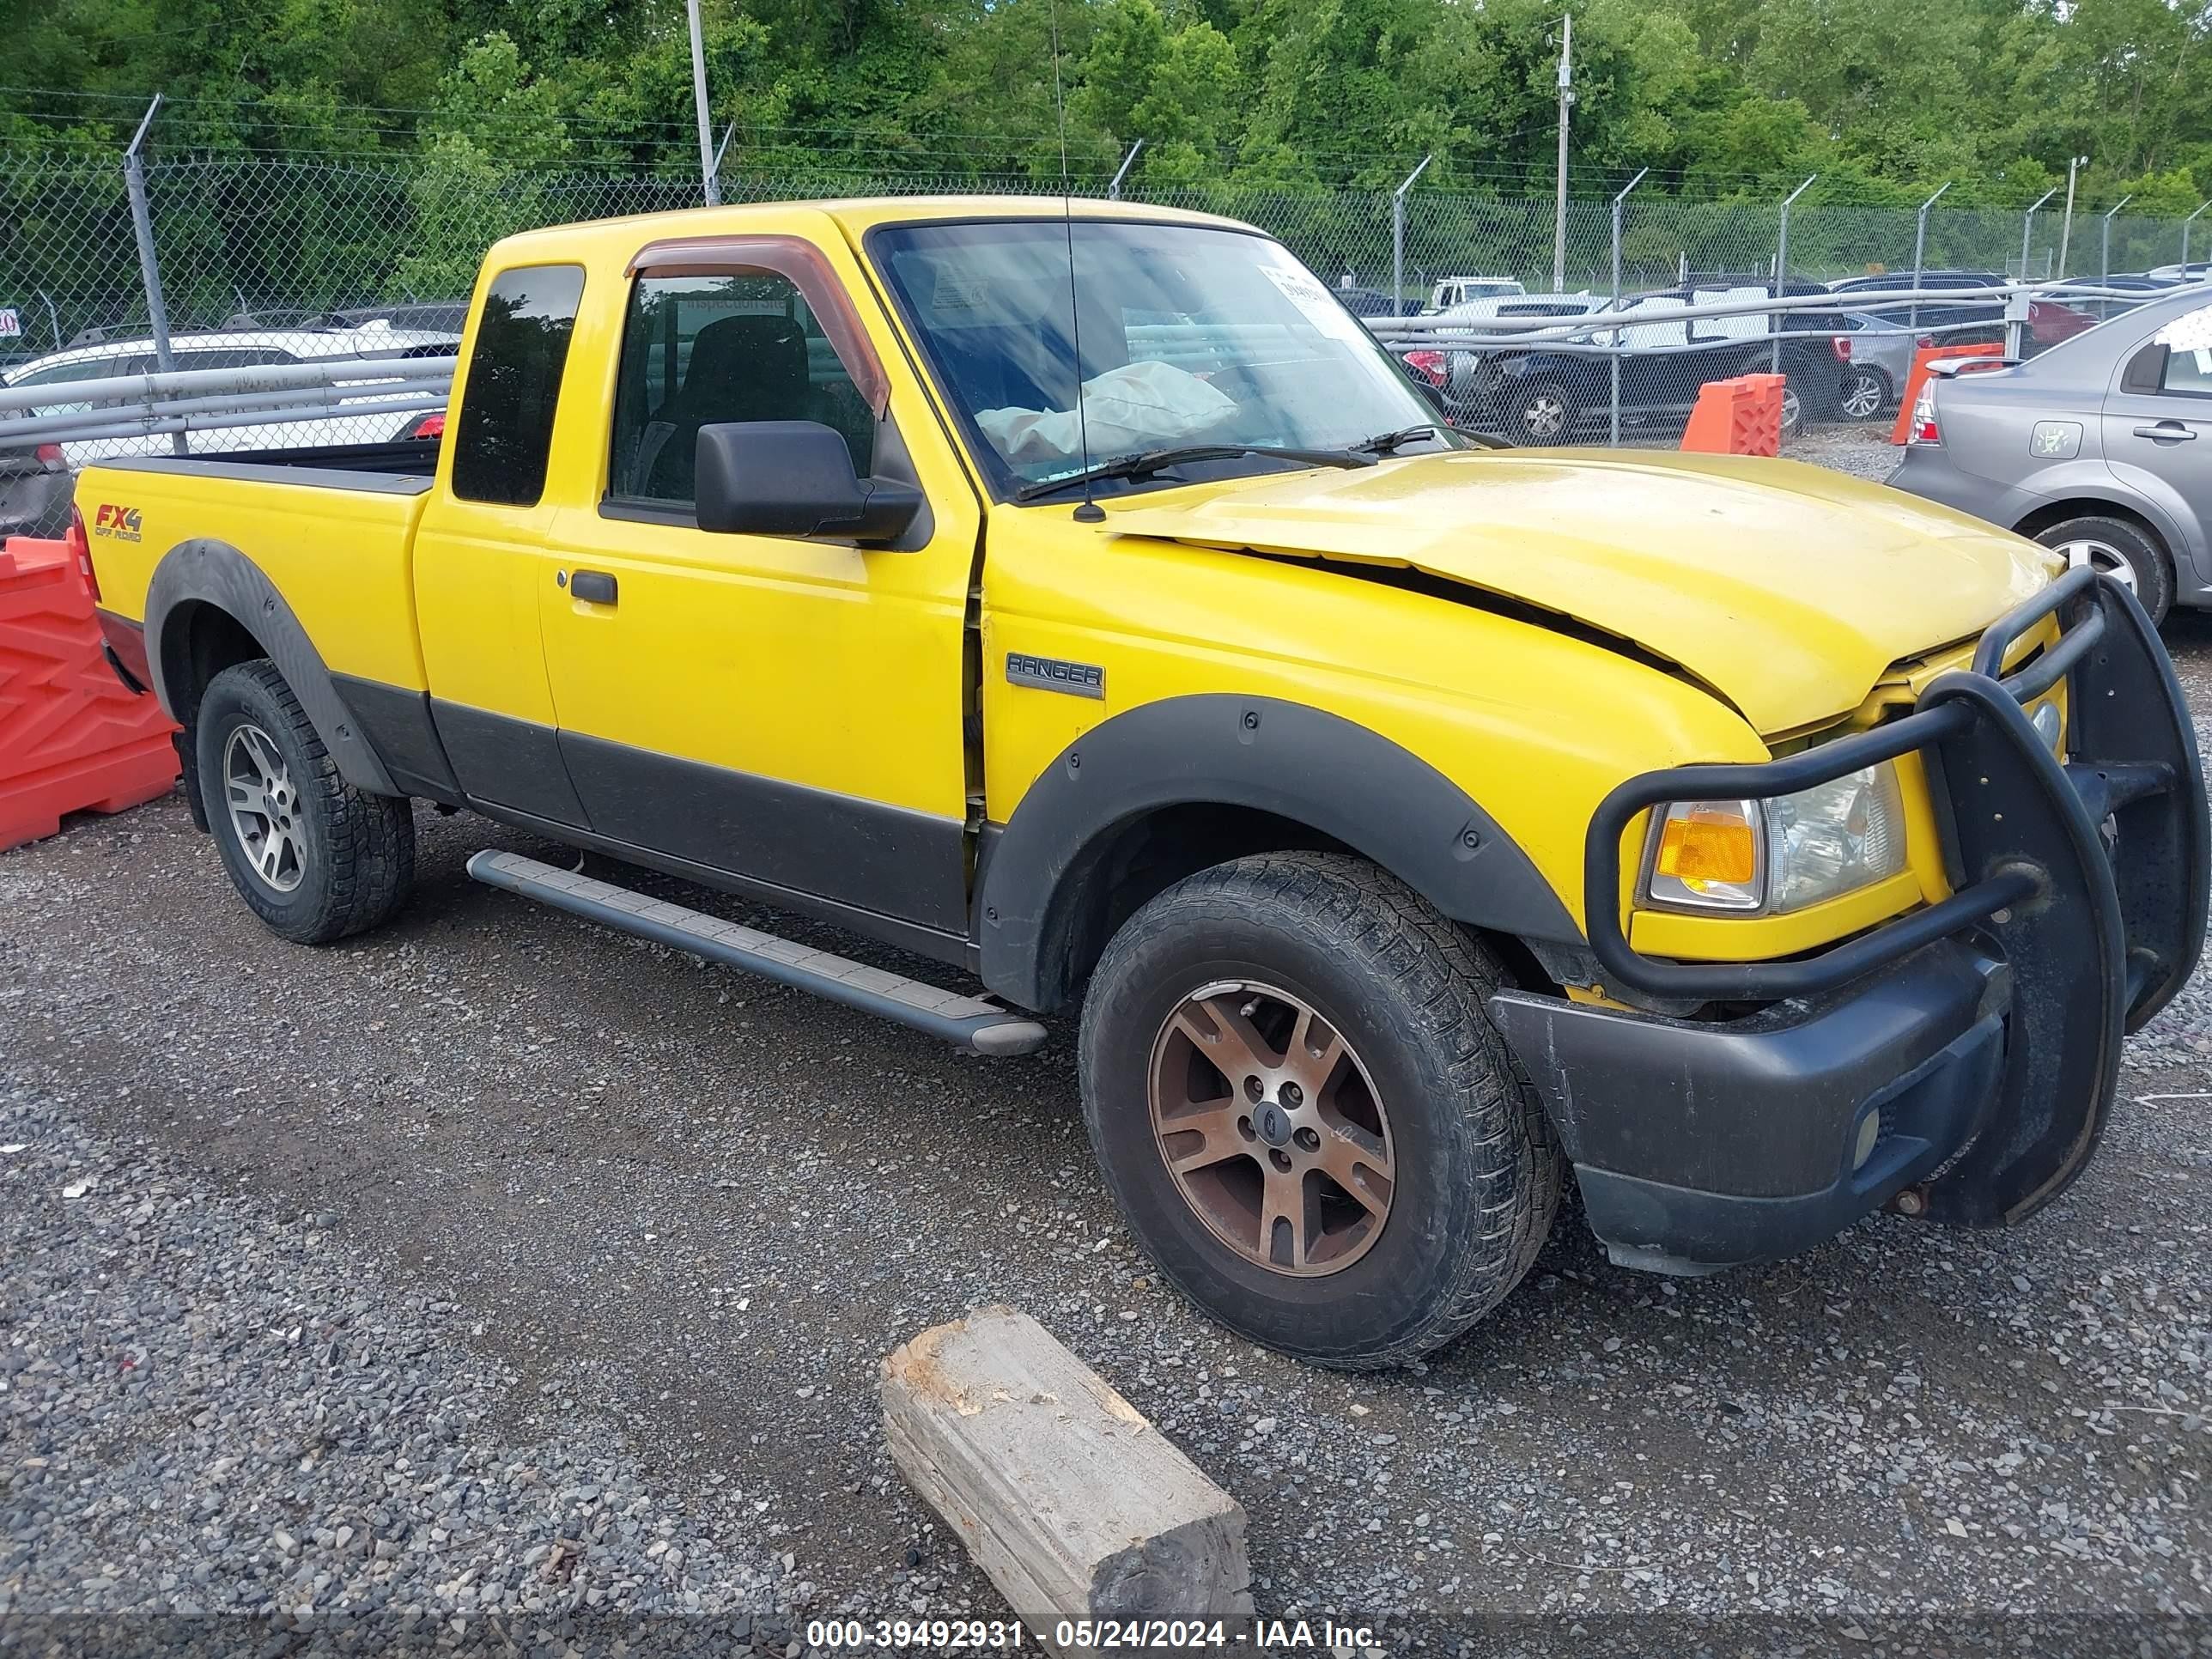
[465,851,1048,1056]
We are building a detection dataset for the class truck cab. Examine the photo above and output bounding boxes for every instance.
[78,198,2207,1369]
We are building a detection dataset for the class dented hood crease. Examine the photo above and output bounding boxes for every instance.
[1108,448,2059,734]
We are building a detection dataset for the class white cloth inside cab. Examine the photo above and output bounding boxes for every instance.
[978,360,1237,466]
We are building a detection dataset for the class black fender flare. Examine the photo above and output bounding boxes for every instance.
[975,694,1583,1009]
[143,538,400,798]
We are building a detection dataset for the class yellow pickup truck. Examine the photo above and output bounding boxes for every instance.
[78,197,2207,1368]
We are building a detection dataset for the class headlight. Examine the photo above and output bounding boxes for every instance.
[1644,763,1908,915]
[2030,699,2063,755]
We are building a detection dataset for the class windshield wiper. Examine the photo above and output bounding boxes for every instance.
[1012,442,1374,504]
[1351,423,1443,456]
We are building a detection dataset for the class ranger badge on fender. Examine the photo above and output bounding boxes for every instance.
[1005,651,1104,699]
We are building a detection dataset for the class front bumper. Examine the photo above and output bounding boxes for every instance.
[1492,566,2208,1273]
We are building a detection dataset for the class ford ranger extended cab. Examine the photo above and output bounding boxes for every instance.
[77,198,2207,1369]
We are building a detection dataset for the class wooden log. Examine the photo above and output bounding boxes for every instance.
[882,1304,1253,1652]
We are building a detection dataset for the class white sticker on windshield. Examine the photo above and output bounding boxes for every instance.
[929,266,993,320]
[1259,262,1369,345]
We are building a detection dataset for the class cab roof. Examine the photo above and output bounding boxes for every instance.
[483,194,1261,269]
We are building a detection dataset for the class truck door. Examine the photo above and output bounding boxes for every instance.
[534,231,980,939]
[413,262,592,827]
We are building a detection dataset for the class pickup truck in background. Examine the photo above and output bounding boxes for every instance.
[76,198,2208,1369]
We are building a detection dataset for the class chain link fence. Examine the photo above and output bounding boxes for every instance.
[2,139,2206,493]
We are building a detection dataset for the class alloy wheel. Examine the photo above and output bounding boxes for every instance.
[1519,393,1568,441]
[2056,538,2139,595]
[1147,980,1395,1276]
[222,723,307,893]
[1838,370,1885,421]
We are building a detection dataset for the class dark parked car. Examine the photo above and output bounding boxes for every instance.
[1331,286,1403,319]
[0,423,70,538]
[1889,283,2212,622]
[1472,281,1850,444]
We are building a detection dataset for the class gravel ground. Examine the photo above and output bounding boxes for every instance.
[0,1085,813,1656]
[3,579,2208,1655]
[1624,419,1900,481]
[1785,422,1903,481]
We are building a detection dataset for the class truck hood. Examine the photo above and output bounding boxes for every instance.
[1108,447,2060,733]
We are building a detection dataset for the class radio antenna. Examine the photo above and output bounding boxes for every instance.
[1047,0,1105,522]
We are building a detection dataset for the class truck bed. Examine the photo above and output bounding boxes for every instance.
[108,436,441,485]
[77,444,441,698]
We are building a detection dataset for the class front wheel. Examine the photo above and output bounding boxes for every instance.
[1078,853,1563,1369]
[194,659,416,943]
[1836,366,1890,422]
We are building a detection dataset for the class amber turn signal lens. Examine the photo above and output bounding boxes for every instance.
[1654,805,1759,887]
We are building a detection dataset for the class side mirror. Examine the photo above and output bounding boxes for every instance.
[694,420,923,544]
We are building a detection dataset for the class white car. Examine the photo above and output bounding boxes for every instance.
[2,319,457,470]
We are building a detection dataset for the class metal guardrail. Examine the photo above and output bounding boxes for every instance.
[1365,279,2178,343]
[0,354,460,447]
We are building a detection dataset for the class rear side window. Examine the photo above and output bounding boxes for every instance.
[453,264,585,506]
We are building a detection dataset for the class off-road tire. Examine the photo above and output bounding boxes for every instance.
[1078,852,1564,1369]
[2030,513,2175,624]
[194,659,416,944]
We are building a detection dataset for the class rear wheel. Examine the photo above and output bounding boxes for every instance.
[2030,514,2174,624]
[194,659,416,943]
[1078,852,1563,1369]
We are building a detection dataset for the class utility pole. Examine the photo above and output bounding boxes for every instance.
[687,0,720,205]
[1553,12,1573,293]
[2057,155,2087,278]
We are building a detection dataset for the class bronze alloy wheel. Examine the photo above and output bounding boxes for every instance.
[1147,980,1395,1276]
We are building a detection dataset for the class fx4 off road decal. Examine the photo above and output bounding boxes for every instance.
[92,503,143,543]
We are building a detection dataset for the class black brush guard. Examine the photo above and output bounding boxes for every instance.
[1581,564,2207,1225]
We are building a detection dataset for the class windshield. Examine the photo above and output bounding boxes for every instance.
[868,219,1447,501]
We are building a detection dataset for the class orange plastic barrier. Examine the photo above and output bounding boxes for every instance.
[0,536,179,853]
[1679,373,1784,457]
[1888,344,2006,445]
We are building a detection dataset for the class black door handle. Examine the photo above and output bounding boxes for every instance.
[569,569,619,605]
